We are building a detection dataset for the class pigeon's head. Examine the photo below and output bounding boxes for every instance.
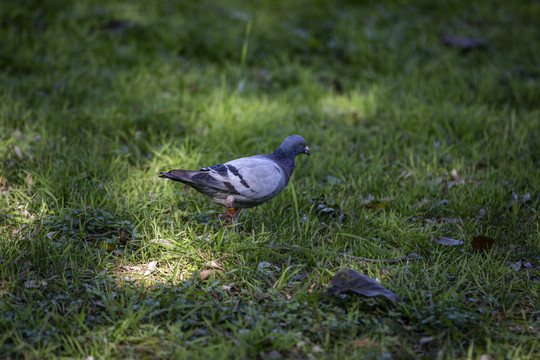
[279,135,310,157]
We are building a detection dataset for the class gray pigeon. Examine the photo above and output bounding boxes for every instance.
[160,135,310,224]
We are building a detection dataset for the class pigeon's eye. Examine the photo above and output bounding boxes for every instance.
[299,142,304,147]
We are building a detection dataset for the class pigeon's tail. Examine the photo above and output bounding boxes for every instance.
[160,169,220,196]
[159,169,197,184]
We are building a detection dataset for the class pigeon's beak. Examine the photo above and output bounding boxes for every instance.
[304,146,310,156]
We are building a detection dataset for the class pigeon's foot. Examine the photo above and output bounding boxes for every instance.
[218,207,242,228]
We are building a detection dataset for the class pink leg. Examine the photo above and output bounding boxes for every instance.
[218,195,241,228]
[219,207,236,226]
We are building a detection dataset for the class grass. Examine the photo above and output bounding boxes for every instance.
[1,0,539,358]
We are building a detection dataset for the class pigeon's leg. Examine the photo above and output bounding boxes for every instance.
[218,195,237,227]
[218,208,235,226]
[232,208,242,224]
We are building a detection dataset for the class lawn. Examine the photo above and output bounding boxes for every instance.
[0,0,539,359]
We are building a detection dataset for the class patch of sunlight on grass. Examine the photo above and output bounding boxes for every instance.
[319,88,379,122]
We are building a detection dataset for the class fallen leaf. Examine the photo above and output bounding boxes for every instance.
[198,269,217,280]
[524,262,532,270]
[507,261,521,271]
[327,268,399,302]
[22,209,35,220]
[471,235,495,250]
[150,238,174,250]
[144,261,158,276]
[419,336,434,345]
[350,338,377,349]
[433,237,464,246]
[152,238,172,244]
[118,227,127,244]
[364,197,394,210]
[206,260,224,270]
[0,177,7,191]
[450,169,460,181]
[24,280,47,289]
[14,146,23,159]
[26,173,33,187]
[479,355,494,360]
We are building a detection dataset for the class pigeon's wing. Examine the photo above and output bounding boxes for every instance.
[202,155,289,201]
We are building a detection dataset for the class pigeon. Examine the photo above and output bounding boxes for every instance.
[160,135,310,225]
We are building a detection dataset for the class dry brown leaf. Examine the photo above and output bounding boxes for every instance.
[198,269,217,280]
[350,337,377,349]
[0,177,7,191]
[26,173,33,187]
[471,235,496,250]
[364,197,394,210]
[118,227,127,244]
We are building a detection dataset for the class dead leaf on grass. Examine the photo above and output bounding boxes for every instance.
[0,177,8,191]
[350,337,377,349]
[198,269,217,280]
[363,196,394,210]
[26,173,33,187]
[206,260,225,270]
[433,237,464,246]
[327,268,399,302]
[24,280,47,289]
[471,235,496,250]
[144,261,158,276]
[118,227,127,244]
[14,145,23,159]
